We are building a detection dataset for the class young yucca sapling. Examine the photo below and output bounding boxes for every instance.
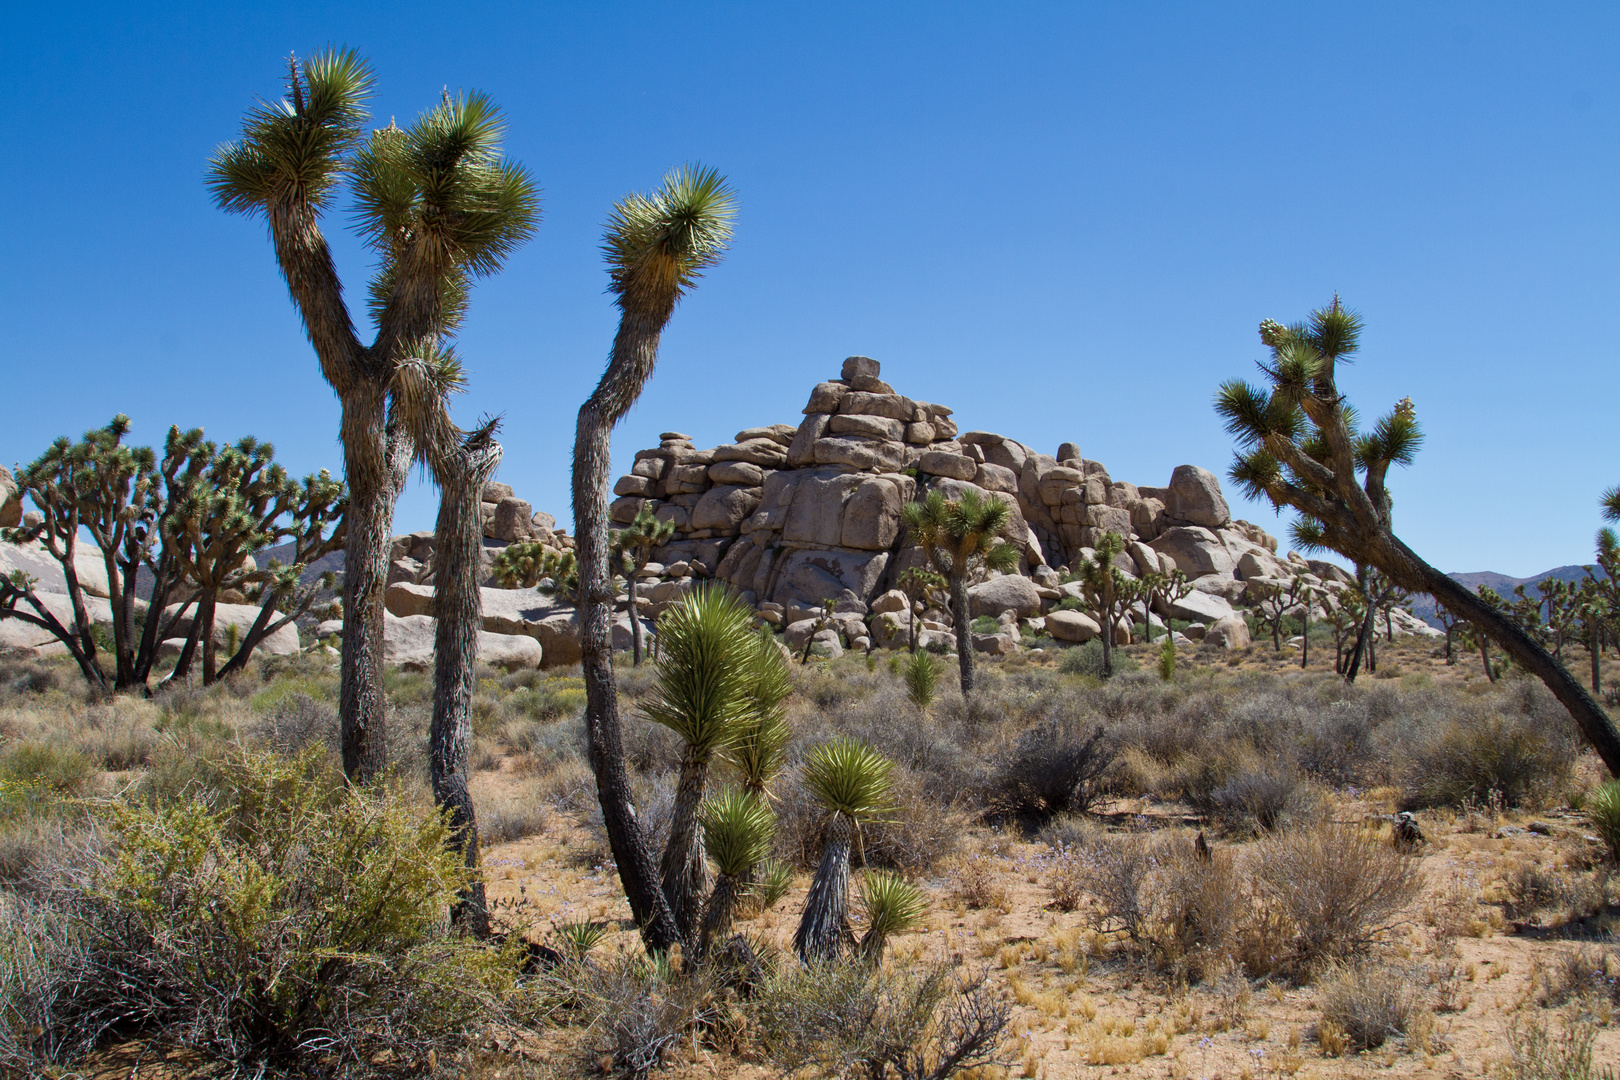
[644,584,759,943]
[794,737,897,964]
[1158,634,1176,682]
[902,649,939,712]
[856,870,928,965]
[697,788,776,959]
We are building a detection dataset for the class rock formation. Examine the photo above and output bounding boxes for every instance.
[597,355,1438,652]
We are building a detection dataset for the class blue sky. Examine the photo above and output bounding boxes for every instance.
[4,2,1616,576]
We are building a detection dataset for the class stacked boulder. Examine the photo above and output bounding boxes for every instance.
[385,481,573,589]
[606,356,1440,654]
[378,481,653,671]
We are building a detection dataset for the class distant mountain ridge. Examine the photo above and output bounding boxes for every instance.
[1411,564,1593,625]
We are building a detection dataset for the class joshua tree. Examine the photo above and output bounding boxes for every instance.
[800,597,838,665]
[211,51,538,782]
[612,508,674,665]
[795,737,896,964]
[570,165,735,952]
[1217,298,1620,774]
[1,419,343,693]
[1252,575,1305,654]
[1136,567,1192,644]
[1432,599,1462,665]
[1293,574,1321,669]
[644,584,770,943]
[901,489,1020,693]
[1075,531,1139,678]
[896,565,945,653]
[696,789,775,959]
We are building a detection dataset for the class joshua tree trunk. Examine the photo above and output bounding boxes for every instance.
[627,573,645,665]
[171,590,216,684]
[339,392,413,784]
[661,751,714,944]
[574,310,684,953]
[1300,606,1309,669]
[427,433,501,937]
[950,572,975,693]
[1593,621,1603,696]
[1142,595,1154,643]
[1352,535,1620,773]
[698,872,742,961]
[1099,594,1115,677]
[795,815,854,963]
[1479,634,1495,682]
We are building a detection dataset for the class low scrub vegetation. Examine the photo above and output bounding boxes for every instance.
[0,630,1616,1077]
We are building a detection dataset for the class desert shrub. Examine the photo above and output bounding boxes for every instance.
[1058,639,1138,678]
[949,851,1008,910]
[0,743,95,797]
[1200,765,1318,832]
[1044,844,1088,912]
[20,750,527,1075]
[1584,781,1620,863]
[1316,961,1423,1052]
[1506,1013,1607,1080]
[254,691,338,755]
[572,954,725,1080]
[753,960,1009,1080]
[1078,833,1158,941]
[1150,843,1243,977]
[1505,863,1577,922]
[1538,946,1620,1009]
[1400,711,1575,810]
[1257,822,1422,970]
[990,717,1116,819]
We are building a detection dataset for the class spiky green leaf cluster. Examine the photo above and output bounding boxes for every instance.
[1214,297,1423,560]
[602,164,737,312]
[644,584,760,754]
[699,789,776,878]
[207,49,375,217]
[857,871,928,959]
[730,628,794,795]
[901,649,938,711]
[902,488,1020,580]
[802,737,896,824]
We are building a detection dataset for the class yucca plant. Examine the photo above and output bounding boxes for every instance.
[555,919,612,961]
[697,789,776,958]
[729,628,795,799]
[572,165,737,951]
[856,871,929,964]
[901,650,939,713]
[794,737,897,964]
[1585,781,1620,863]
[749,859,796,913]
[645,585,760,942]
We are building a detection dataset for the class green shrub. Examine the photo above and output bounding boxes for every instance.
[1157,636,1176,681]
[22,750,527,1074]
[1400,712,1575,810]
[0,743,95,796]
[1585,781,1620,864]
[1057,639,1138,678]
